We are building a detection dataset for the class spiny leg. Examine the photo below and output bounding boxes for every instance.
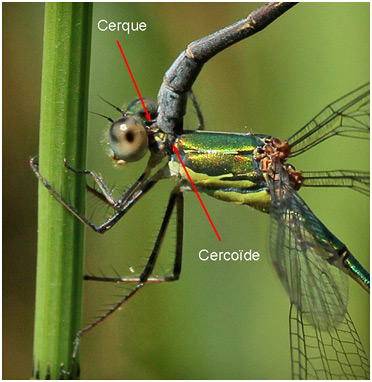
[69,186,184,374]
[63,158,136,208]
[31,155,147,220]
[30,155,166,233]
[63,157,156,210]
[85,190,184,283]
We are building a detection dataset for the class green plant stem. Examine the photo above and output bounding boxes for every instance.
[33,3,92,379]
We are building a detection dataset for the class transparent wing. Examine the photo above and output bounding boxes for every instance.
[269,168,349,329]
[288,83,370,157]
[268,168,369,378]
[302,170,370,197]
[290,304,370,379]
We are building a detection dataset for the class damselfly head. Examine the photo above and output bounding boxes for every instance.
[98,97,159,165]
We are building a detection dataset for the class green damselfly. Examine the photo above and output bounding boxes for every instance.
[31,3,369,379]
[31,83,370,380]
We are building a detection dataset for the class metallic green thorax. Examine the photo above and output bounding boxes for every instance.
[167,130,369,293]
[169,131,272,211]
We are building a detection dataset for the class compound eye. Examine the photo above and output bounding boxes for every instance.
[109,116,148,162]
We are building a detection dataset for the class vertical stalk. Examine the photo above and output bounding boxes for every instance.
[33,3,92,379]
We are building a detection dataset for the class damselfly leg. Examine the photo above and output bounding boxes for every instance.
[30,156,166,233]
[70,186,184,361]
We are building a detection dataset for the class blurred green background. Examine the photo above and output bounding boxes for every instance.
[3,2,369,379]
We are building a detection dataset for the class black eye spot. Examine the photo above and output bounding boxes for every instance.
[126,131,134,143]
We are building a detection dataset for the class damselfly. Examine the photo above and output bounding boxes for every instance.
[31,3,369,379]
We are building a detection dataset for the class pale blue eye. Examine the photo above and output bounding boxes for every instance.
[109,116,148,162]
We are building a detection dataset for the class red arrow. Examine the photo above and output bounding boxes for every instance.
[116,40,151,122]
[172,144,221,241]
